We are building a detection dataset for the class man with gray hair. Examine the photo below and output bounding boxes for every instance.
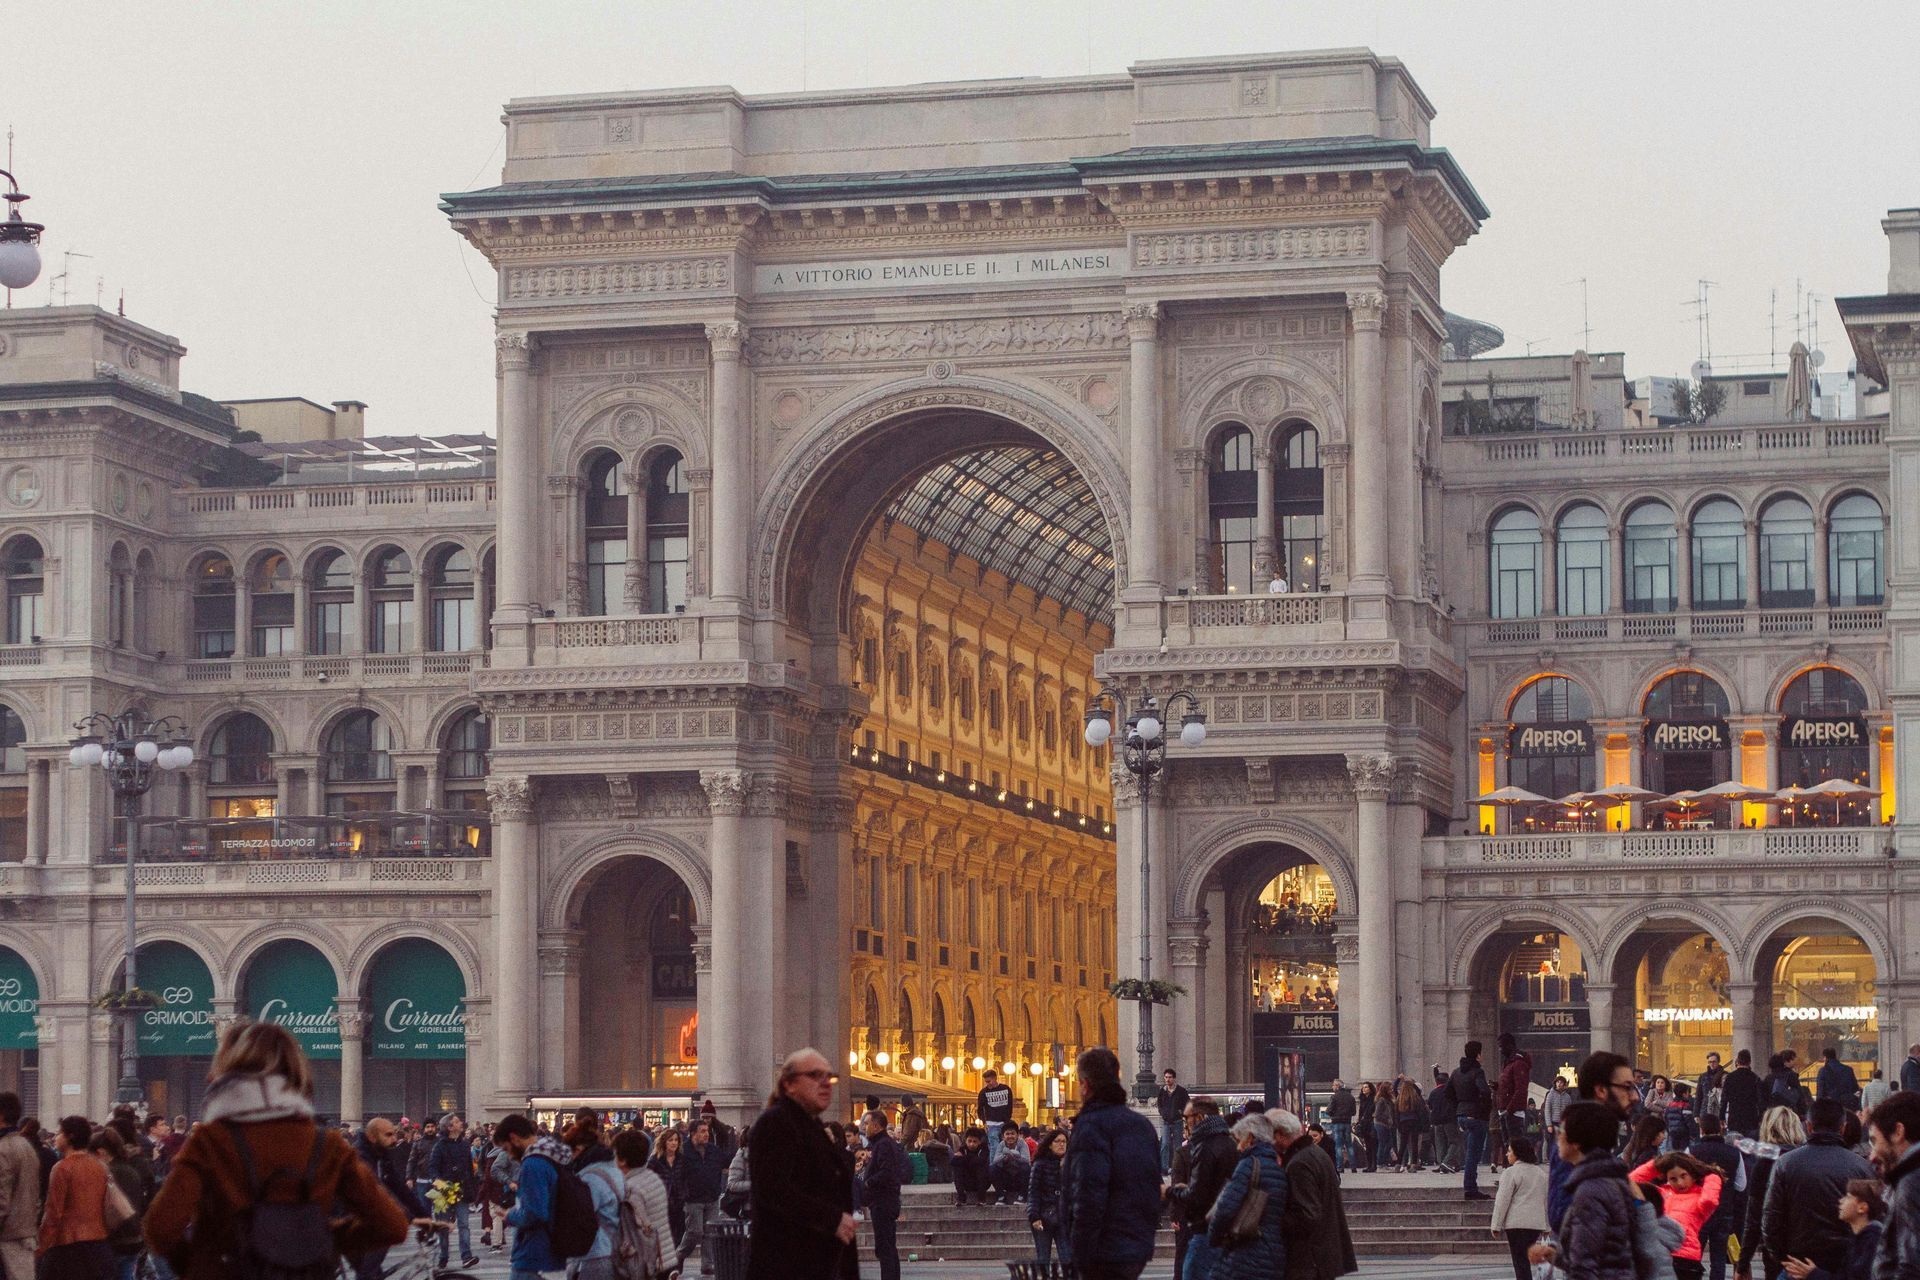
[1273,1108,1358,1280]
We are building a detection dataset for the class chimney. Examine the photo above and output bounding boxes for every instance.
[331,400,367,439]
[1888,208,1920,294]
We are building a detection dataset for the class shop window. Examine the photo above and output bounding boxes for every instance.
[1643,672,1733,806]
[1779,668,1873,823]
[1555,504,1609,616]
[1507,676,1596,800]
[1829,494,1885,607]
[1208,424,1256,594]
[248,553,294,656]
[190,554,236,659]
[367,549,414,654]
[583,451,627,617]
[324,710,393,783]
[2,537,43,646]
[1635,933,1731,1079]
[1489,508,1541,618]
[1690,499,1747,610]
[645,451,689,613]
[1624,502,1677,614]
[1772,935,1878,1080]
[308,550,352,655]
[428,547,478,652]
[1277,424,1324,589]
[207,713,274,786]
[1759,496,1815,609]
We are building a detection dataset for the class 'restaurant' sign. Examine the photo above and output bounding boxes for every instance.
[1508,722,1593,758]
[1781,716,1868,749]
[1646,720,1730,753]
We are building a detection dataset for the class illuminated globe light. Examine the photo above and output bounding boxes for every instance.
[134,739,159,764]
[1084,712,1112,747]
[848,1051,859,1067]
[1180,713,1208,748]
[0,238,39,291]
[875,1051,891,1068]
[1029,1062,1045,1076]
[970,1056,986,1071]
[1136,714,1162,742]
[1001,1061,1017,1077]
[940,1056,956,1071]
[909,1055,926,1072]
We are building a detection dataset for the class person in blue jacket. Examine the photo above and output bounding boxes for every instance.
[495,1113,567,1279]
[1206,1111,1288,1280]
[1059,1047,1161,1279]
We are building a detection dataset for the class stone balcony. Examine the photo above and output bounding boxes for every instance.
[182,650,487,686]
[0,856,488,897]
[1443,419,1885,475]
[174,478,495,528]
[1460,605,1884,648]
[1433,826,1890,867]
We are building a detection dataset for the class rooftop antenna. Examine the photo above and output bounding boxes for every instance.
[1564,278,1592,349]
[48,249,91,307]
[1769,287,1777,366]
[1682,279,1717,368]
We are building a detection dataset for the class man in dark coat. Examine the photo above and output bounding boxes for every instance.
[1277,1111,1357,1280]
[1325,1079,1357,1174]
[1494,1034,1533,1172]
[1427,1069,1460,1174]
[1762,1097,1875,1276]
[1060,1047,1161,1280]
[1693,1051,1726,1119]
[1166,1097,1237,1280]
[429,1113,480,1269]
[1815,1046,1861,1110]
[354,1117,429,1280]
[746,1048,858,1280]
[1721,1048,1766,1136]
[1450,1040,1494,1200]
[1154,1070,1190,1174]
[1902,1044,1920,1095]
[857,1110,907,1280]
[1867,1090,1920,1274]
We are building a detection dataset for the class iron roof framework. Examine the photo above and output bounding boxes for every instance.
[880,445,1114,629]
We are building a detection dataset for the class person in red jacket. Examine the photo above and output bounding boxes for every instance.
[1630,1152,1722,1279]
[1494,1034,1533,1171]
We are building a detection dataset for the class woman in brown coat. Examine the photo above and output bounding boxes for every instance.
[144,1022,408,1279]
[38,1115,112,1280]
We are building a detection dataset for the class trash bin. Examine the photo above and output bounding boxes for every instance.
[705,1218,752,1280]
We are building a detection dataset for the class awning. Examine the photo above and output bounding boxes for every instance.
[847,1071,979,1110]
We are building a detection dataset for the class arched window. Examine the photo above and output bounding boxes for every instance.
[324,711,393,783]
[1643,672,1733,800]
[208,713,274,785]
[2,537,43,646]
[583,451,627,616]
[1779,668,1872,824]
[922,645,945,712]
[107,544,133,649]
[1507,676,1596,798]
[249,553,294,655]
[367,548,414,653]
[428,547,477,652]
[308,550,352,655]
[191,554,236,658]
[1208,425,1257,593]
[645,451,690,613]
[1829,494,1885,607]
[1759,496,1815,609]
[323,710,395,856]
[0,705,23,862]
[441,709,490,855]
[1691,499,1747,610]
[1489,508,1542,619]
[1063,693,1082,764]
[1624,502,1677,613]
[962,996,978,1041]
[1276,423,1324,590]
[1555,504,1609,616]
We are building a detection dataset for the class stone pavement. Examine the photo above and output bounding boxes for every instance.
[458,1255,1511,1279]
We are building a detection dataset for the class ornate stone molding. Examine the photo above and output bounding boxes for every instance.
[1333,933,1362,963]
[705,321,747,357]
[744,313,1126,365]
[1344,751,1397,799]
[700,768,749,816]
[1345,290,1387,330]
[485,775,533,821]
[1131,223,1371,271]
[1109,764,1142,805]
[494,330,533,372]
[745,774,789,816]
[690,925,713,976]
[1123,301,1161,339]
[504,257,731,304]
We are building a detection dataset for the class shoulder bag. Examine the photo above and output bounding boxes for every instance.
[1223,1157,1267,1247]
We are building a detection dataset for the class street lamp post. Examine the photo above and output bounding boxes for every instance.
[1084,685,1206,1103]
[69,712,195,1106]
[0,169,46,295]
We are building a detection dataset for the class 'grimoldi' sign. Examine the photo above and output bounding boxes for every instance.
[1646,720,1729,753]
[754,249,1123,295]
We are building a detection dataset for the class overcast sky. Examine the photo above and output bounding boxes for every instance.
[8,1,1916,436]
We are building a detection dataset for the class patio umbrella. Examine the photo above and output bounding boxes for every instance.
[1585,783,1663,804]
[1651,790,1712,825]
[1696,780,1776,804]
[1802,777,1880,824]
[1471,785,1555,834]
[1773,783,1814,825]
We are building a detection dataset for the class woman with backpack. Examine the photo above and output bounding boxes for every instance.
[612,1130,676,1280]
[144,1021,408,1280]
[567,1119,623,1279]
[90,1127,147,1280]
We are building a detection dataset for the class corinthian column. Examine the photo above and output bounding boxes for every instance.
[336,1001,367,1126]
[701,769,751,1118]
[1345,292,1388,593]
[487,774,536,1100]
[705,323,749,606]
[495,332,538,622]
[1125,303,1164,594]
[1346,751,1398,1078]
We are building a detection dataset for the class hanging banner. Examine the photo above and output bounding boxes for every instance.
[0,948,38,1051]
[137,942,216,1057]
[1646,720,1730,753]
[368,939,467,1059]
[1781,717,1868,749]
[1508,722,1594,757]
[244,942,340,1060]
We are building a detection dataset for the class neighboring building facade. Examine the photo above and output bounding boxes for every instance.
[0,51,1914,1123]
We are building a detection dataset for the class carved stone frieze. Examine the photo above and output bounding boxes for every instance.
[1109,765,1141,805]
[1131,223,1371,271]
[745,774,789,816]
[503,257,731,304]
[744,313,1126,366]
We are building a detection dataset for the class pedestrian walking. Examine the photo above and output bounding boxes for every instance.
[1694,1054,1727,1122]
[1393,1080,1428,1172]
[1542,1078,1572,1143]
[1631,1153,1722,1280]
[1769,1051,1809,1117]
[745,1048,858,1280]
[1722,1049,1765,1138]
[91,1128,148,1280]
[1370,1081,1395,1172]
[1542,1101,1637,1280]
[1902,1045,1920,1095]
[143,1022,406,1280]
[0,1091,41,1280]
[1489,1137,1548,1280]
[430,1112,481,1269]
[1275,1108,1355,1280]
[1862,1069,1892,1114]
[612,1129,676,1279]
[1452,1040,1495,1200]
[897,1097,927,1151]
[1868,1091,1920,1274]
[857,1109,906,1280]
[1761,1098,1874,1278]
[1167,1097,1237,1280]
[1428,1069,1461,1174]
[1742,1106,1806,1280]
[1061,1046,1160,1280]
[354,1117,432,1280]
[1325,1080,1355,1174]
[1816,1048,1862,1111]
[1685,1115,1743,1280]
[1025,1129,1067,1267]
[649,1127,688,1246]
[680,1119,729,1273]
[1353,1083,1377,1174]
[569,1118,624,1280]
[495,1112,571,1279]
[1495,1034,1533,1170]
[1205,1111,1287,1280]
[1156,1069,1191,1174]
[37,1115,112,1280]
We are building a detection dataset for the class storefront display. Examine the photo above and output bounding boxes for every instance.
[133,941,216,1118]
[1634,934,1730,1078]
[0,946,37,1113]
[364,938,466,1121]
[1773,935,1877,1078]
[1494,931,1589,1083]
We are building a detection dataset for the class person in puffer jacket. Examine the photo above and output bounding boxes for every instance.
[1867,1090,1920,1279]
[1206,1112,1287,1280]
[1629,1153,1720,1276]
[1548,1101,1638,1280]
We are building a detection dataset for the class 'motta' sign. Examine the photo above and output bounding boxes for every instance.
[1782,716,1867,749]
[1646,720,1729,753]
[1508,722,1593,758]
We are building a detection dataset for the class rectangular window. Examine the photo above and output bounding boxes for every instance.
[6,590,41,645]
[252,593,294,656]
[995,887,1008,951]
[1693,534,1746,609]
[1761,531,1814,608]
[1210,513,1257,593]
[986,687,1003,731]
[868,862,884,930]
[0,788,24,862]
[586,537,628,616]
[646,533,688,613]
[1491,538,1539,619]
[1557,536,1607,616]
[433,597,477,651]
[310,601,349,655]
[1833,530,1885,606]
[929,751,942,774]
[193,594,235,658]
[1626,534,1676,613]
[1281,513,1325,589]
[370,599,413,653]
[901,866,918,936]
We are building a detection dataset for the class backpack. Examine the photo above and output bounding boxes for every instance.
[220,1122,339,1280]
[533,1154,600,1264]
[613,1182,669,1280]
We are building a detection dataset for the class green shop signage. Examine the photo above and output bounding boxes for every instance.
[0,947,39,1051]
[245,942,340,1060]
[369,939,466,1060]
[137,942,216,1057]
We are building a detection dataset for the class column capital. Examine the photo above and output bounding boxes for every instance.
[745,773,789,816]
[1123,301,1162,339]
[1109,764,1142,805]
[705,321,748,357]
[1344,751,1398,798]
[484,774,533,821]
[701,768,749,815]
[1345,290,1388,329]
[494,330,534,371]
[1333,933,1362,964]
[690,924,713,976]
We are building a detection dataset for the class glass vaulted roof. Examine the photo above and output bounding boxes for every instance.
[880,445,1114,628]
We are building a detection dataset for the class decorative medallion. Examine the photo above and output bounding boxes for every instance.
[773,390,808,425]
[4,467,41,508]
[110,474,129,515]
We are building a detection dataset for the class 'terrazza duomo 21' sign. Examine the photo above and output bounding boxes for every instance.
[755,250,1122,294]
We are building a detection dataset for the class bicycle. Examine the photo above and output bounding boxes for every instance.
[338,1222,477,1280]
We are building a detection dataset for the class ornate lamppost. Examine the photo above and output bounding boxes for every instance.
[0,169,46,293]
[69,712,195,1104]
[1084,686,1206,1103]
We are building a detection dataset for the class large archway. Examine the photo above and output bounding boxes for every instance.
[569,856,702,1092]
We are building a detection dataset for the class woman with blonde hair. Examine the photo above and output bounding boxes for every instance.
[1741,1105,1808,1280]
[144,1020,408,1279]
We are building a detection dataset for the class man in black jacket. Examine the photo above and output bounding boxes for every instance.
[977,1070,1014,1150]
[682,1118,731,1274]
[856,1110,907,1280]
[1061,1047,1161,1280]
[429,1112,480,1269]
[1762,1097,1875,1276]
[1902,1044,1920,1095]
[1868,1090,1920,1275]
[1693,1051,1726,1118]
[1450,1040,1494,1201]
[1689,1113,1744,1280]
[1326,1079,1357,1173]
[1166,1098,1236,1280]
[1722,1048,1765,1136]
[356,1118,430,1280]
[1815,1046,1862,1110]
[746,1048,857,1280]
[1154,1069,1190,1174]
[1428,1068,1460,1174]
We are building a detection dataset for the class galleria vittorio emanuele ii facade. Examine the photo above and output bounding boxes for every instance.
[1,48,1917,1130]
